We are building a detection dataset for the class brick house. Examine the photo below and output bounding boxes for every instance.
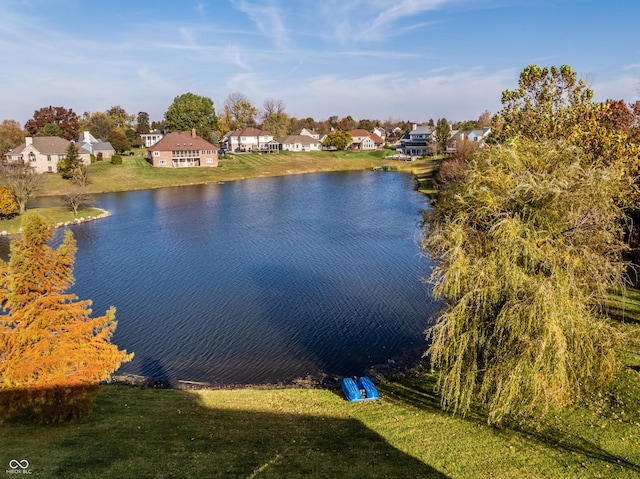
[147,130,218,167]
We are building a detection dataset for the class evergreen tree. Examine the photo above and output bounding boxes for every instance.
[0,213,132,422]
[57,142,83,179]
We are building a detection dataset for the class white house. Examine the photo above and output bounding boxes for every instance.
[141,130,164,148]
[398,125,436,156]
[280,134,322,152]
[225,127,278,153]
[5,136,91,173]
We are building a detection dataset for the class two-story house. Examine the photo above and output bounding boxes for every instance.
[224,127,278,153]
[398,125,436,156]
[147,130,218,167]
[348,129,385,150]
[5,136,91,173]
[141,130,164,148]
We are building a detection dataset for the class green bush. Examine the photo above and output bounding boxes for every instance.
[110,155,122,165]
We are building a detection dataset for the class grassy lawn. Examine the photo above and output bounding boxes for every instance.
[0,365,639,478]
[34,149,439,197]
[0,207,107,235]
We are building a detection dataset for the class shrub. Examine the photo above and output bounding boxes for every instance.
[111,155,122,165]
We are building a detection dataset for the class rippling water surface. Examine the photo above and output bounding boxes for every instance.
[2,171,438,385]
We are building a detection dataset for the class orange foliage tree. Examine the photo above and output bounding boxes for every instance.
[0,212,133,422]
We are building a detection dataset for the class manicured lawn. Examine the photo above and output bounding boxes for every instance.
[0,207,106,235]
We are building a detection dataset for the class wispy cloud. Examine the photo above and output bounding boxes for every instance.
[230,0,289,51]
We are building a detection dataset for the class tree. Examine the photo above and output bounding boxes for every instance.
[38,122,64,137]
[107,129,131,154]
[261,98,289,140]
[24,106,80,140]
[0,119,26,156]
[0,212,132,422]
[136,111,150,135]
[222,92,257,132]
[0,162,42,213]
[105,106,135,130]
[322,130,352,150]
[338,116,357,131]
[492,64,594,143]
[164,92,218,141]
[477,109,492,127]
[434,118,450,152]
[422,64,639,424]
[57,142,83,179]
[84,112,116,140]
[357,119,375,132]
[64,186,93,217]
[0,187,18,218]
[422,139,633,424]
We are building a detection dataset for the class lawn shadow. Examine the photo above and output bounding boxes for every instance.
[379,375,640,476]
[0,385,449,478]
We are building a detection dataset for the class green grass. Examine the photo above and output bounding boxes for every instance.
[34,149,436,197]
[1,368,639,478]
[0,207,106,235]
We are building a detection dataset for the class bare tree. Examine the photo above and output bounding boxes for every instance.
[0,161,42,213]
[64,186,94,217]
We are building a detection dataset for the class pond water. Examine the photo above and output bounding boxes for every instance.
[1,171,439,385]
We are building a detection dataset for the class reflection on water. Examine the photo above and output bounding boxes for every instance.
[0,171,438,385]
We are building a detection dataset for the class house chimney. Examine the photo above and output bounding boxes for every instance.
[191,128,196,138]
[25,137,33,146]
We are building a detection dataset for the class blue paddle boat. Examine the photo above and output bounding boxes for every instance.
[342,376,379,402]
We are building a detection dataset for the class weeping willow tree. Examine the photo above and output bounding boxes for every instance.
[422,137,634,424]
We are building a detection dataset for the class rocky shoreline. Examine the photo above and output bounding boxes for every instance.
[0,209,111,237]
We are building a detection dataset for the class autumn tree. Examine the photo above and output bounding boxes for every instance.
[83,111,116,140]
[164,92,218,141]
[25,106,80,140]
[0,119,26,155]
[0,162,42,213]
[0,187,18,218]
[64,186,93,217]
[0,212,132,422]
[322,130,352,150]
[261,98,289,139]
[222,92,258,131]
[477,109,492,127]
[338,115,357,131]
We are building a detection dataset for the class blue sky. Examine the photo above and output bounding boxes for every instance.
[1,0,639,126]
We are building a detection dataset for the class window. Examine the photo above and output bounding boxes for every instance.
[159,160,167,165]
[47,155,51,162]
[48,166,53,172]
[153,151,160,157]
[28,152,36,162]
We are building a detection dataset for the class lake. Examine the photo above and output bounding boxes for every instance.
[1,171,439,386]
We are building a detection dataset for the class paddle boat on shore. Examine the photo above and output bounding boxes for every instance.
[342,376,379,402]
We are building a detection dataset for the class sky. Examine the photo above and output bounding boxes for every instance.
[1,0,639,127]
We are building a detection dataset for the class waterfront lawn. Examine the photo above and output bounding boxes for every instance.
[0,207,106,235]
[35,149,440,196]
[1,367,639,478]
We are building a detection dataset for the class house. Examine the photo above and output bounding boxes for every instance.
[224,127,278,153]
[5,136,90,173]
[292,128,321,140]
[348,129,385,150]
[373,126,386,141]
[147,130,218,167]
[398,125,436,156]
[77,131,116,159]
[447,127,492,151]
[141,130,164,148]
[280,134,322,152]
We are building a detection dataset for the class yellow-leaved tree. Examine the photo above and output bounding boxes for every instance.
[0,212,132,422]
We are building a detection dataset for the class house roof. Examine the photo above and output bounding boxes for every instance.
[93,141,115,152]
[9,136,90,155]
[349,129,385,144]
[148,131,216,151]
[227,127,272,137]
[281,135,321,145]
